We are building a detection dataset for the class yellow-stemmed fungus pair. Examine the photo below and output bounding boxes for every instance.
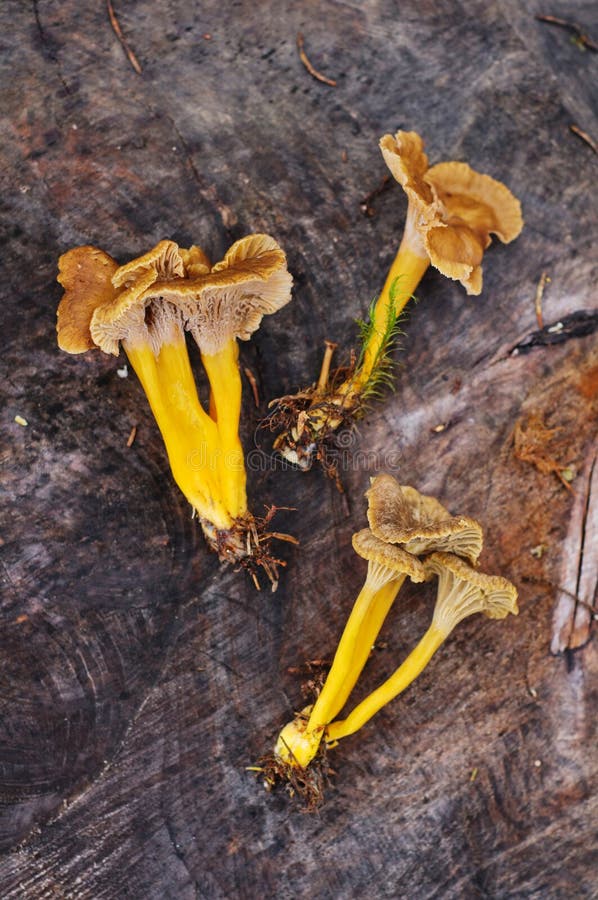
[273,130,523,471]
[273,474,518,775]
[57,235,293,584]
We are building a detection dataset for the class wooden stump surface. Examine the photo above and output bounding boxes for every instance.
[1,1,597,897]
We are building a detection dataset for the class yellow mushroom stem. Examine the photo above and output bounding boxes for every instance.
[350,240,430,394]
[302,235,430,435]
[326,553,518,744]
[276,571,406,769]
[325,623,445,743]
[200,338,247,520]
[123,333,233,530]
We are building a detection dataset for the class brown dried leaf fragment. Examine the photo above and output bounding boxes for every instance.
[513,414,573,490]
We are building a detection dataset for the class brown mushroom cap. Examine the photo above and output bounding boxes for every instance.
[379,131,442,253]
[352,528,426,584]
[379,131,523,295]
[111,239,186,288]
[179,245,212,277]
[424,551,518,634]
[424,162,523,295]
[57,235,291,358]
[148,233,293,355]
[426,162,523,245]
[90,239,212,355]
[57,239,213,357]
[366,474,483,564]
[57,247,119,354]
[90,276,183,356]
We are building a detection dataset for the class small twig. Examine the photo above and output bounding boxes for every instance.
[536,14,597,51]
[297,33,337,86]
[522,575,597,616]
[569,125,598,155]
[243,367,260,407]
[107,0,142,74]
[126,424,137,448]
[315,341,338,394]
[360,175,392,217]
[265,532,300,545]
[534,271,549,329]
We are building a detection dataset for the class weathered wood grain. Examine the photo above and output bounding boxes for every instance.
[1,0,596,897]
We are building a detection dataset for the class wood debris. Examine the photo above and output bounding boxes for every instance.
[513,414,573,490]
[244,367,260,407]
[534,271,549,328]
[107,0,142,75]
[551,443,598,653]
[530,544,547,559]
[126,425,137,447]
[360,175,392,217]
[569,125,598,155]
[296,33,337,86]
[536,15,597,51]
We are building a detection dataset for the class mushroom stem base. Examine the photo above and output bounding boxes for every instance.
[267,390,358,485]
[199,508,296,589]
[253,740,331,811]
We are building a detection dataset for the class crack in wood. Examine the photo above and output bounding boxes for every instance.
[510,310,598,356]
[164,818,201,895]
[161,112,239,235]
[551,440,598,654]
[31,0,71,94]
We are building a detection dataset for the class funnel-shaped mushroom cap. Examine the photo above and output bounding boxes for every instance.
[57,239,215,357]
[379,131,523,295]
[91,288,183,356]
[149,233,293,355]
[179,245,212,277]
[366,475,483,564]
[425,551,518,635]
[111,239,186,288]
[57,247,119,353]
[424,162,523,295]
[352,528,425,585]
[90,239,209,355]
[379,131,442,245]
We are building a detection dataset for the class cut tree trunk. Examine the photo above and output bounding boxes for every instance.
[1,1,596,897]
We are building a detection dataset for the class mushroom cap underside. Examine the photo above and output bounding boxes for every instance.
[366,475,483,564]
[352,528,426,582]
